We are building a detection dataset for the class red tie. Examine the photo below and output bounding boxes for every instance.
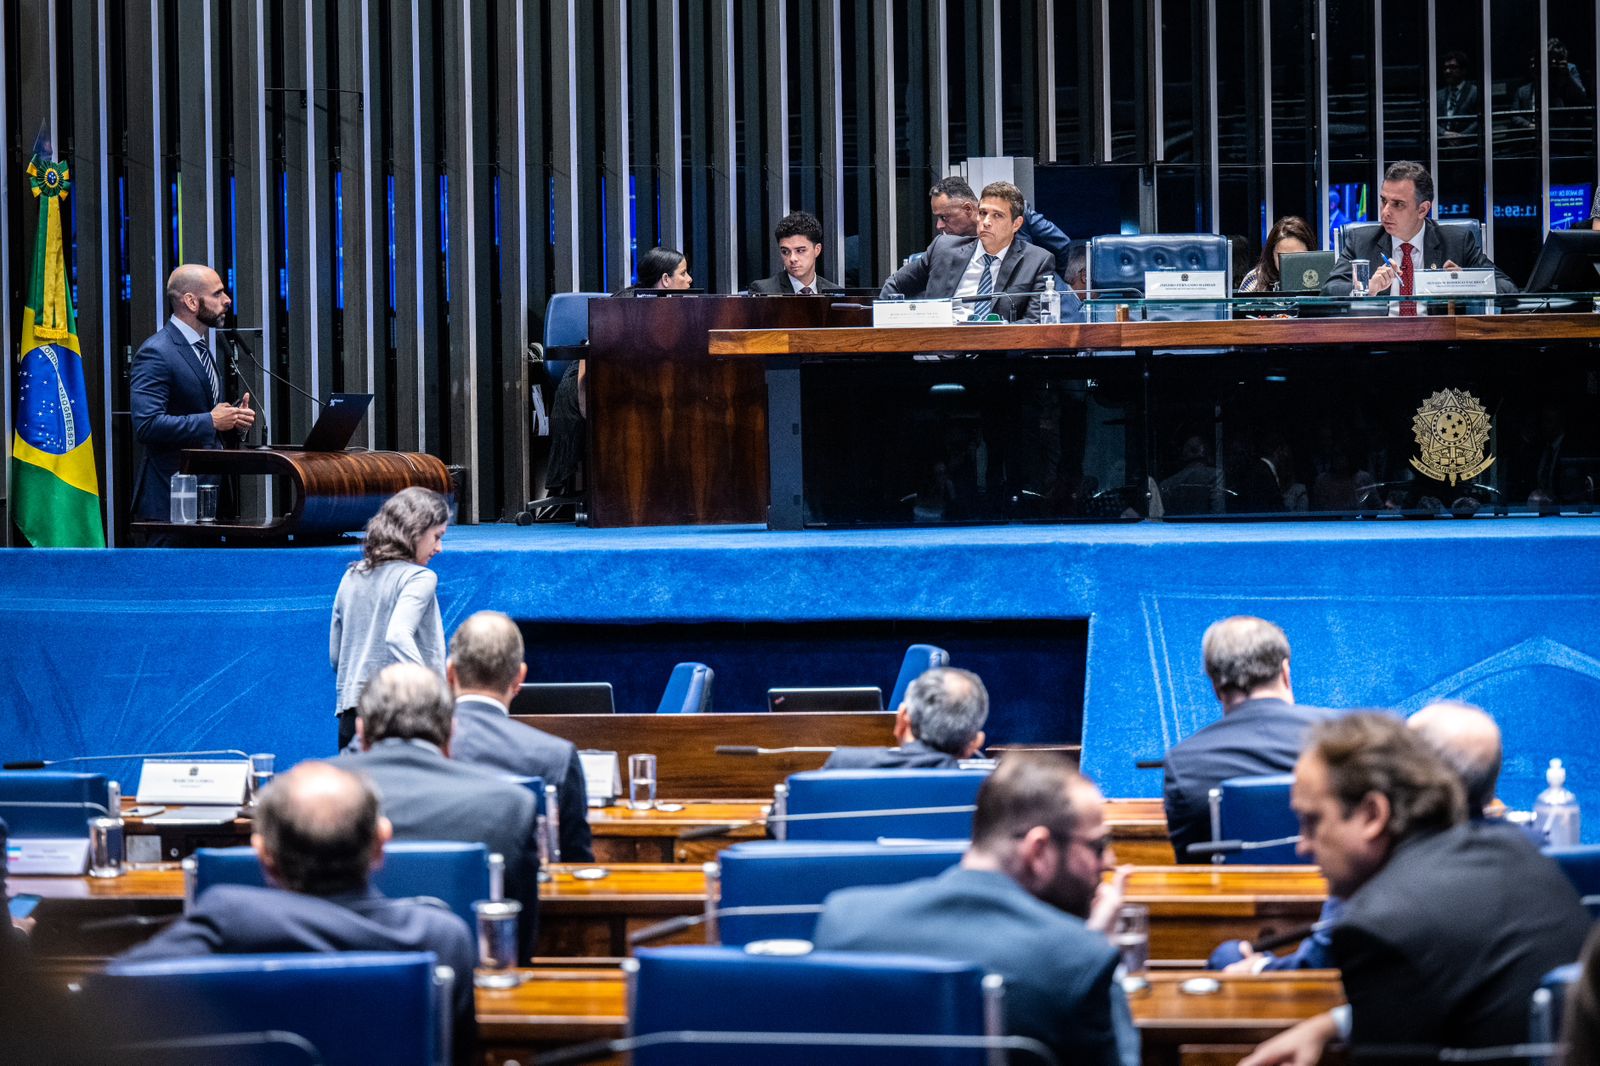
[1399,243,1416,317]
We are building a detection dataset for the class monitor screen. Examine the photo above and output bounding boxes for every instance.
[1523,229,1600,293]
[1550,183,1594,231]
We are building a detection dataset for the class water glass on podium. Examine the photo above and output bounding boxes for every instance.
[1113,903,1150,992]
[628,753,657,811]
[169,474,197,523]
[248,753,276,806]
[473,899,523,989]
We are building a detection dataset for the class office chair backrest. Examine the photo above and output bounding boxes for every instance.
[630,945,1002,1065]
[713,839,967,945]
[1528,962,1582,1066]
[0,770,116,837]
[1208,773,1303,864]
[86,951,448,1066]
[189,841,496,933]
[887,644,950,711]
[776,769,989,841]
[1543,844,1600,917]
[657,662,715,713]
[1337,219,1487,261]
[541,290,610,386]
[1087,233,1233,295]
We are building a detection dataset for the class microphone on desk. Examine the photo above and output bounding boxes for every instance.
[1184,834,1302,859]
[223,326,329,419]
[3,749,250,771]
[678,803,978,842]
[537,1031,1054,1066]
[628,902,827,948]
[714,745,838,757]
[1134,758,1165,770]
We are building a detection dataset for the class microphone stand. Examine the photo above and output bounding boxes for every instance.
[220,332,269,445]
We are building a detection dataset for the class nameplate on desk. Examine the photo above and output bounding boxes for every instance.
[872,300,954,328]
[135,760,248,805]
[580,750,621,807]
[8,836,90,875]
[1144,270,1227,299]
[1414,268,1495,296]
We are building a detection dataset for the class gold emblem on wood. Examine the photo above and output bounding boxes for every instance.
[1410,388,1495,485]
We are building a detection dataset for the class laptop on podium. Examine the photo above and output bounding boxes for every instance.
[278,393,374,451]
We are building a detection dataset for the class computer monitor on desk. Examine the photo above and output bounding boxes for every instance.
[1524,229,1600,294]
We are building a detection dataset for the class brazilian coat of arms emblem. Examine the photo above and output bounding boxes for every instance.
[1409,388,1495,485]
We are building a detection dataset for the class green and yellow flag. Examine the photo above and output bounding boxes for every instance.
[10,155,105,547]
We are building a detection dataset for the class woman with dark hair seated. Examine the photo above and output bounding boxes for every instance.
[544,248,693,500]
[1239,216,1315,293]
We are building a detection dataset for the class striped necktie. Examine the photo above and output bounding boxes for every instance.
[969,253,999,320]
[194,336,220,405]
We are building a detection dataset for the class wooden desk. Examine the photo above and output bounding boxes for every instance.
[1123,866,1328,969]
[521,711,899,799]
[1106,798,1175,866]
[474,966,1345,1066]
[537,863,708,958]
[589,802,768,864]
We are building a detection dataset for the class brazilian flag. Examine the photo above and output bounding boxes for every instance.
[10,155,105,547]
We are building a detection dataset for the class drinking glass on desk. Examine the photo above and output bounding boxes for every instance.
[1112,903,1149,992]
[1350,258,1371,297]
[629,754,657,811]
[247,753,276,806]
[473,899,522,989]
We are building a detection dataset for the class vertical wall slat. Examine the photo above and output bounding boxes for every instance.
[764,0,790,227]
[602,0,632,291]
[656,0,684,251]
[872,0,896,272]
[710,0,738,291]
[819,0,845,272]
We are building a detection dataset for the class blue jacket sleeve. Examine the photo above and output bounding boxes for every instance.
[1022,204,1074,275]
[130,346,215,448]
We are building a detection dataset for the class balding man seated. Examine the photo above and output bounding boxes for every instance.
[119,762,476,1052]
[823,667,988,769]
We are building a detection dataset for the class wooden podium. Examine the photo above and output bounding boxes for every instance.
[132,447,451,542]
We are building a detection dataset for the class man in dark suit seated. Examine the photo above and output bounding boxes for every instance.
[881,180,1057,322]
[129,264,255,543]
[342,663,542,960]
[1323,160,1516,299]
[747,211,844,295]
[814,751,1138,1066]
[1162,616,1338,862]
[447,610,593,862]
[118,761,477,1055]
[822,666,988,769]
[1241,713,1590,1066]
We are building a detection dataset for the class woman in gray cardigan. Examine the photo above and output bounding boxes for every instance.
[330,487,450,749]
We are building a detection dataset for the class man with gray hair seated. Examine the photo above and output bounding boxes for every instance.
[1162,616,1338,862]
[823,666,989,769]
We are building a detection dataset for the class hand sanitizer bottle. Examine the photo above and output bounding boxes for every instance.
[1040,274,1062,325]
[1534,758,1582,847]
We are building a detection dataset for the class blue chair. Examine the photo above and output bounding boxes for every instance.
[657,662,715,713]
[1543,844,1600,917]
[887,644,950,710]
[1086,233,1233,320]
[711,839,966,945]
[83,952,450,1066]
[0,770,117,837]
[538,290,609,390]
[186,841,499,934]
[629,945,1009,1065]
[1206,773,1303,864]
[774,769,988,842]
[1529,962,1582,1066]
[1336,219,1488,264]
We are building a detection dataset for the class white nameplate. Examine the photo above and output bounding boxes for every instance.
[1144,270,1228,299]
[8,836,91,875]
[135,759,248,805]
[579,750,621,807]
[1414,268,1495,296]
[872,299,956,328]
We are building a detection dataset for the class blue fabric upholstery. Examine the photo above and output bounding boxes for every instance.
[1529,962,1582,1063]
[656,662,714,713]
[87,951,446,1066]
[0,771,115,837]
[887,644,950,710]
[630,945,998,1065]
[190,841,493,932]
[1211,773,1302,864]
[714,840,967,944]
[1543,844,1600,916]
[541,291,609,386]
[1087,234,1232,295]
[779,769,988,841]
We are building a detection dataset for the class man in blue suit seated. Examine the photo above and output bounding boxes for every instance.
[882,181,1059,323]
[814,751,1139,1066]
[822,666,988,770]
[118,761,477,1057]
[129,264,255,542]
[447,610,593,862]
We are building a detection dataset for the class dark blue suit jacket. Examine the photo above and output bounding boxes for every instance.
[451,696,594,863]
[880,234,1056,322]
[130,320,232,520]
[1162,697,1339,862]
[822,739,962,770]
[816,866,1136,1066]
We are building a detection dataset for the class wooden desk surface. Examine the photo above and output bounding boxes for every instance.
[475,965,1345,1066]
[14,867,185,901]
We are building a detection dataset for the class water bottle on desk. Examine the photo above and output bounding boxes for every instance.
[1039,274,1062,325]
[1534,758,1581,847]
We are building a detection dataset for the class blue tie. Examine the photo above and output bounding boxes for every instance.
[969,253,999,320]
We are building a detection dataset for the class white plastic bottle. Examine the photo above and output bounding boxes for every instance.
[1534,758,1582,847]
[1040,274,1062,325]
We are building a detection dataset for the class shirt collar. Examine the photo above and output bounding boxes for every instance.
[973,239,1012,267]
[787,271,819,293]
[373,736,445,757]
[1391,227,1425,256]
[169,315,204,348]
[455,693,510,717]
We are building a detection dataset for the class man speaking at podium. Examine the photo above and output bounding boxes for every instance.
[130,264,255,542]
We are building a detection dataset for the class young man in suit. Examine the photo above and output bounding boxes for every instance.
[823,666,988,770]
[1241,713,1589,1066]
[881,180,1057,322]
[129,264,255,538]
[747,211,843,294]
[342,663,543,960]
[447,610,594,862]
[1323,160,1516,299]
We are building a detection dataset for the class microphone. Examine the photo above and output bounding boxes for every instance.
[3,749,250,771]
[1134,758,1165,770]
[714,745,838,757]
[1184,834,1302,859]
[223,326,329,412]
[628,902,827,948]
[679,804,978,842]
[536,1031,1058,1066]
[218,329,269,444]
